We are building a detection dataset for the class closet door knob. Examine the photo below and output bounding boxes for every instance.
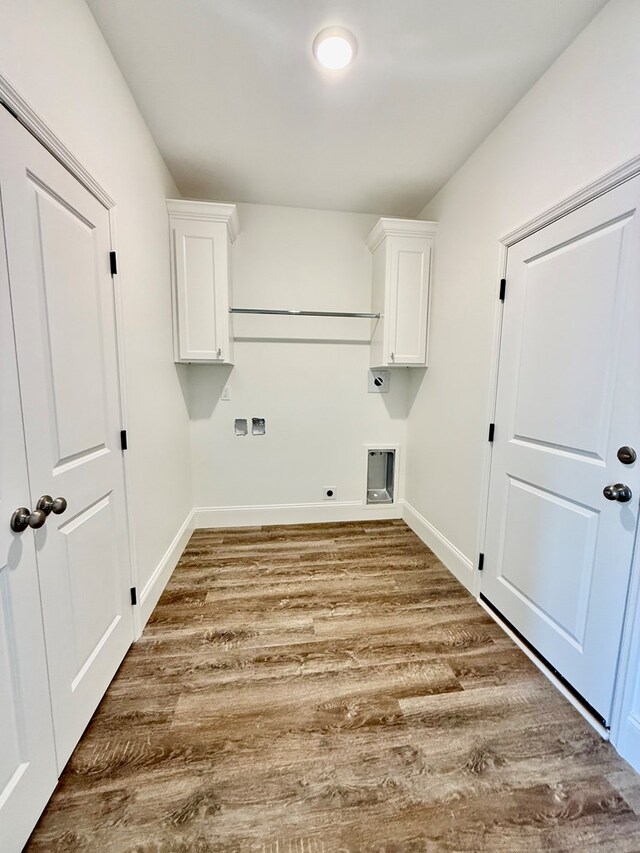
[10,507,47,533]
[36,495,68,516]
[603,483,633,503]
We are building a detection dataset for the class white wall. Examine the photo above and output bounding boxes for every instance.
[0,0,193,617]
[189,202,410,524]
[405,0,640,584]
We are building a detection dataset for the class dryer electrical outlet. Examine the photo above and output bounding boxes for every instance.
[368,370,390,393]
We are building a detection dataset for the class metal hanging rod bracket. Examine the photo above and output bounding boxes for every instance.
[229,307,380,319]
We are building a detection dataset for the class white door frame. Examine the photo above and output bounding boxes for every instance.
[474,152,640,753]
[0,73,142,636]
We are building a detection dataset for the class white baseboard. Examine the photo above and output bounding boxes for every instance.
[131,501,401,637]
[131,500,457,638]
[401,499,474,591]
[135,508,196,635]
[192,500,402,529]
[614,712,640,772]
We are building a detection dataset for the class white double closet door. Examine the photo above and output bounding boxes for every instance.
[483,176,640,726]
[0,108,134,851]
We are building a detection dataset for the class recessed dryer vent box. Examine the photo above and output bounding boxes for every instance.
[366,449,396,504]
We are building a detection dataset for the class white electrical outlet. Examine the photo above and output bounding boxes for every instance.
[368,370,390,393]
[323,487,337,501]
[221,384,231,401]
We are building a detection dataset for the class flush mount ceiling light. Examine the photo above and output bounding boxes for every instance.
[312,27,357,70]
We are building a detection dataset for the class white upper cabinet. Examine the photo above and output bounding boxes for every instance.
[367,218,437,367]
[168,199,239,363]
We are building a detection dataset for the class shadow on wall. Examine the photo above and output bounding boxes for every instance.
[379,368,418,421]
[405,367,426,413]
[175,362,193,416]
[180,355,422,424]
[170,158,251,207]
[231,312,376,344]
[179,363,233,420]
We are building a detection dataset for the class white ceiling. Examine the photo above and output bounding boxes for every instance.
[87,0,608,216]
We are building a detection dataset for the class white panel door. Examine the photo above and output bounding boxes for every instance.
[0,110,134,770]
[0,195,58,853]
[483,177,640,723]
[386,236,430,365]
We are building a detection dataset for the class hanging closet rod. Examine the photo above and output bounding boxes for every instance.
[229,307,380,319]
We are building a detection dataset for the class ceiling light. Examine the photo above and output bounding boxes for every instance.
[313,27,357,71]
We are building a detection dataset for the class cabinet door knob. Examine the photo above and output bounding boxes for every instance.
[390,352,395,361]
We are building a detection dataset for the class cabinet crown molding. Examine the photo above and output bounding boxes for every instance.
[167,199,239,242]
[366,217,438,252]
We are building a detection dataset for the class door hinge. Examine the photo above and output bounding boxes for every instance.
[488,423,495,443]
[130,587,138,606]
[120,429,128,451]
[478,553,485,572]
[110,251,118,276]
[499,278,506,301]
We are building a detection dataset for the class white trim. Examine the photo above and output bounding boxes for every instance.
[472,242,508,598]
[478,598,609,740]
[107,207,141,636]
[0,73,115,209]
[501,154,640,247]
[609,516,640,772]
[366,217,438,252]
[193,500,401,529]
[614,707,640,773]
[166,198,239,241]
[401,499,474,590]
[136,509,196,634]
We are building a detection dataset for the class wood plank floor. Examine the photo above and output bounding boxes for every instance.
[26,520,640,852]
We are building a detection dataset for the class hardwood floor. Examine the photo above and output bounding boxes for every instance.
[26,520,640,852]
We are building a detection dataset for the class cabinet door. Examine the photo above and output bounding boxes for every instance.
[0,199,57,853]
[386,236,431,365]
[171,217,231,362]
